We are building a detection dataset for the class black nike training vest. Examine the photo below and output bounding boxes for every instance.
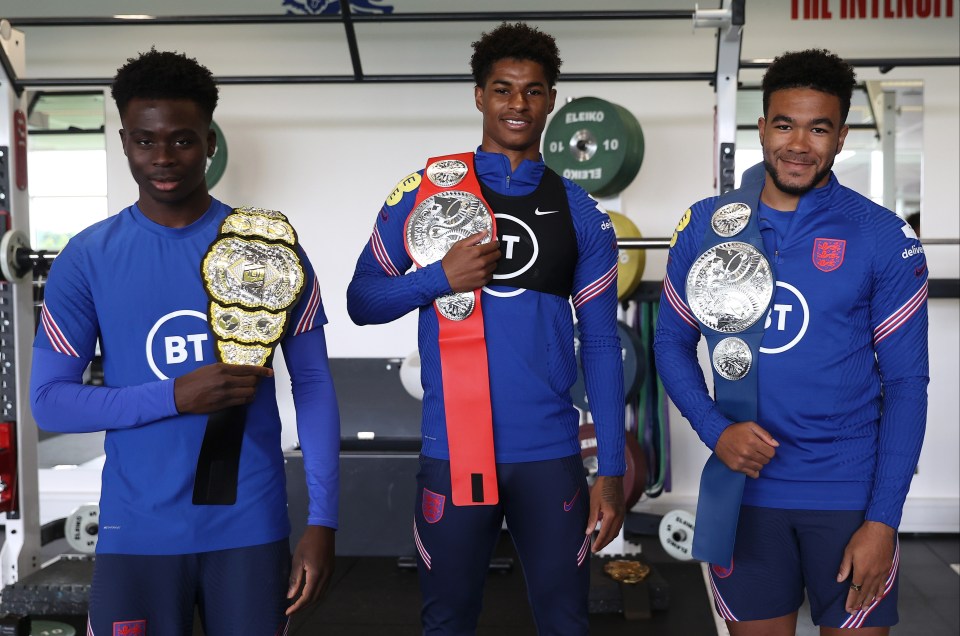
[481,168,578,298]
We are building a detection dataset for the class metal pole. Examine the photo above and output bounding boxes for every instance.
[741,57,960,71]
[696,0,744,195]
[880,91,897,211]
[7,10,697,28]
[16,71,717,90]
[0,23,41,587]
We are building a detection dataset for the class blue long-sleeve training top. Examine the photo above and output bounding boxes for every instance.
[347,149,626,476]
[31,198,340,554]
[654,173,928,529]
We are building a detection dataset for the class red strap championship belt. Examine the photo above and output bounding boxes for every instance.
[404,153,498,506]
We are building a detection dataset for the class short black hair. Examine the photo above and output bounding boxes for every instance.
[470,22,563,88]
[111,48,219,122]
[762,49,857,123]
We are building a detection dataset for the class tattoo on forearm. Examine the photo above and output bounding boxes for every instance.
[601,479,621,506]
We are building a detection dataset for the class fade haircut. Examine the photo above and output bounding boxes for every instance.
[762,49,857,124]
[470,22,563,88]
[111,48,219,122]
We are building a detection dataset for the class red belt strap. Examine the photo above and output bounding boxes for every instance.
[406,152,498,506]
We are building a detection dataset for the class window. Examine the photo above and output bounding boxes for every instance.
[26,91,108,250]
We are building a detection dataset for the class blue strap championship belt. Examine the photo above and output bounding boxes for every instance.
[686,162,775,568]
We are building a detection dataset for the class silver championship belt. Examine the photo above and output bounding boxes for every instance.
[687,162,773,569]
[685,241,773,338]
[201,206,305,365]
[405,189,494,321]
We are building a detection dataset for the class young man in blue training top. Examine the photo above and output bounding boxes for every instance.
[30,50,340,635]
[655,49,928,635]
[347,21,626,636]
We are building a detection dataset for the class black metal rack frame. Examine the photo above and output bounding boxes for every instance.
[2,8,958,90]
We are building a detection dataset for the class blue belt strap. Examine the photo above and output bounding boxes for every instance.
[690,162,774,568]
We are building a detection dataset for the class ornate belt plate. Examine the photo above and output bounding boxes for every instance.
[712,336,753,381]
[405,190,493,321]
[202,207,305,365]
[685,241,773,335]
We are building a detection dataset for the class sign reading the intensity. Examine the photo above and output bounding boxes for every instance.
[791,0,955,19]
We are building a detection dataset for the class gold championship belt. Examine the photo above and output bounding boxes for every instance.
[201,206,305,365]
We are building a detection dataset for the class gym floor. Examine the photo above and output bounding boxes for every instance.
[287,530,717,635]
[283,531,959,636]
[1,525,954,634]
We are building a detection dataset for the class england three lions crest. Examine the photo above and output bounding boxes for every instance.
[812,238,846,272]
[422,488,445,524]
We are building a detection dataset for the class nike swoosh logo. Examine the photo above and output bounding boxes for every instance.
[563,488,581,512]
[534,207,559,216]
[915,264,927,277]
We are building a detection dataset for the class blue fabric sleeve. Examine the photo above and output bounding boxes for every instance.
[281,326,340,529]
[653,201,734,450]
[865,217,929,529]
[569,184,625,476]
[346,174,453,325]
[30,347,178,433]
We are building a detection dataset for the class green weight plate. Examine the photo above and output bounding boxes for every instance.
[608,104,646,197]
[543,97,644,198]
[206,119,228,189]
[31,620,76,636]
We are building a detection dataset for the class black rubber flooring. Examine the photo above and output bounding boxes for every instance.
[9,529,958,635]
[289,533,716,636]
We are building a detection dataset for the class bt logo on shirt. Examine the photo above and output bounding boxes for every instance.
[760,282,810,355]
[145,310,212,380]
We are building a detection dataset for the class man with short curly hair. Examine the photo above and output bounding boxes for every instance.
[655,48,928,635]
[31,49,341,634]
[348,22,626,634]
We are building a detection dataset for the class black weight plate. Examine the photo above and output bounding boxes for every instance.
[570,320,644,411]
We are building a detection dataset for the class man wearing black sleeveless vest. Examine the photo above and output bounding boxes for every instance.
[348,22,626,635]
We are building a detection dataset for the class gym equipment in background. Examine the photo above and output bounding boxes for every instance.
[544,97,644,198]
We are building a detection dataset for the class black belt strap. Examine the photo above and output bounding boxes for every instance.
[193,404,247,505]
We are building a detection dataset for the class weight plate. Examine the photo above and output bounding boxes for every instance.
[658,509,696,561]
[579,423,646,509]
[31,621,76,636]
[624,431,646,509]
[399,349,423,400]
[613,103,646,196]
[579,423,600,481]
[0,229,30,283]
[543,97,644,198]
[571,321,645,410]
[606,211,646,300]
[64,503,99,554]
[206,119,228,189]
